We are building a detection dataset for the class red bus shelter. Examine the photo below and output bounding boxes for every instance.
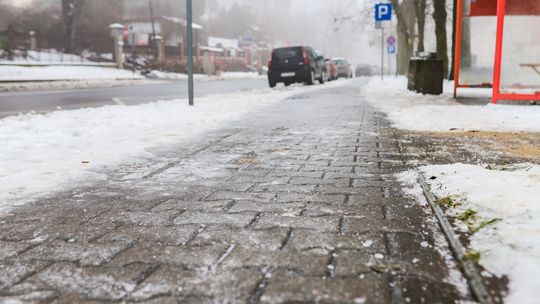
[454,0,540,103]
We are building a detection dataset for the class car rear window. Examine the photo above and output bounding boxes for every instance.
[272,47,302,61]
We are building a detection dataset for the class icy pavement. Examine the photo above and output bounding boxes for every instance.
[0,80,470,303]
[0,80,347,213]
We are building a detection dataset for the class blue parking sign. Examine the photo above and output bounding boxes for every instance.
[387,45,396,54]
[375,3,392,21]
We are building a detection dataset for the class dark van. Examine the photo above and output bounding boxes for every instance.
[267,46,326,88]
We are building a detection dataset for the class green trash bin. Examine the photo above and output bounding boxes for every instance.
[408,52,444,95]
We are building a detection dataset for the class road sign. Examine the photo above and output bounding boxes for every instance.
[387,35,396,46]
[375,3,393,21]
[387,45,396,54]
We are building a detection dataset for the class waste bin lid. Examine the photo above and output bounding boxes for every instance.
[414,52,438,59]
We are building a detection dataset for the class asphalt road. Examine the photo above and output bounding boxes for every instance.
[0,78,267,117]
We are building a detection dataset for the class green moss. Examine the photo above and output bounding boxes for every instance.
[457,209,478,222]
[436,196,461,208]
[469,218,502,235]
[463,250,481,263]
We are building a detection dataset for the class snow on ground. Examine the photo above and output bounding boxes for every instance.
[146,70,265,81]
[362,77,540,132]
[0,80,351,213]
[399,164,540,304]
[0,65,143,82]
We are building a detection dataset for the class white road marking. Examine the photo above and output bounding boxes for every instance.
[112,97,126,106]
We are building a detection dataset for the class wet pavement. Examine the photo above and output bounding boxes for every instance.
[0,81,471,303]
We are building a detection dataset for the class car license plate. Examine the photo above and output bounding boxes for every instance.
[281,72,295,77]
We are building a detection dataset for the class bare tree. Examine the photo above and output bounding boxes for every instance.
[432,0,448,78]
[415,0,427,52]
[61,0,84,52]
[390,0,416,75]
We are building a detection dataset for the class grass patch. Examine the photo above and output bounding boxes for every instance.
[457,208,478,223]
[463,250,481,263]
[436,196,461,208]
[469,218,502,235]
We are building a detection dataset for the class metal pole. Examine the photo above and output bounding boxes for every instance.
[381,27,384,81]
[186,0,194,106]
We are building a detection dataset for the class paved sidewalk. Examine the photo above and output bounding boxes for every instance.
[0,82,469,303]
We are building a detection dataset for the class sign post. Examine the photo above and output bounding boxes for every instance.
[186,0,194,106]
[375,3,393,80]
[387,35,396,76]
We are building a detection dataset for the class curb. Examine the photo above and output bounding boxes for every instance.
[417,173,495,304]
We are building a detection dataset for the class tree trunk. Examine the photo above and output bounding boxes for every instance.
[433,0,449,78]
[62,0,84,53]
[391,0,416,75]
[415,0,427,52]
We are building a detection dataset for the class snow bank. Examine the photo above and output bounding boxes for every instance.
[0,66,143,82]
[362,77,540,132]
[146,70,265,81]
[400,164,540,304]
[0,80,351,212]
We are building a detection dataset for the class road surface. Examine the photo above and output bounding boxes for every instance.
[0,78,267,117]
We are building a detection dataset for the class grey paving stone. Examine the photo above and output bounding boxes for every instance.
[250,184,317,194]
[0,241,33,260]
[98,211,178,227]
[151,200,228,213]
[190,227,288,250]
[221,246,329,276]
[255,214,340,233]
[32,262,150,301]
[394,274,464,304]
[112,243,228,269]
[260,270,391,304]
[21,240,128,266]
[303,202,384,218]
[129,268,261,302]
[342,217,426,234]
[228,201,304,214]
[0,260,50,289]
[287,230,386,253]
[318,185,384,196]
[0,291,58,303]
[386,232,448,278]
[97,225,199,246]
[173,211,257,227]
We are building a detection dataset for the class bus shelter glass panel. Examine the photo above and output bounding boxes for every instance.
[459,0,497,86]
[499,0,540,93]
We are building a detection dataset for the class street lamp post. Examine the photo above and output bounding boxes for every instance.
[109,23,125,69]
[186,0,194,106]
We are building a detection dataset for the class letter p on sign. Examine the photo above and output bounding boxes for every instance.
[375,3,392,21]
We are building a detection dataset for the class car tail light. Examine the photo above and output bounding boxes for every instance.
[301,47,309,65]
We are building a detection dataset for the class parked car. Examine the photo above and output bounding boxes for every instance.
[355,64,375,76]
[332,57,353,79]
[267,46,326,88]
[325,58,337,81]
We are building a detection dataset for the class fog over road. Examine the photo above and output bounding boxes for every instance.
[0,78,267,117]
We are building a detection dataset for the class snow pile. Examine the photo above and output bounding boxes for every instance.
[362,77,540,132]
[0,66,143,82]
[146,70,264,81]
[0,80,350,212]
[401,164,540,304]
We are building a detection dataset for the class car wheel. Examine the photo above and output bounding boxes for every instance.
[269,79,276,88]
[284,82,291,87]
[319,72,326,84]
[305,70,315,85]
